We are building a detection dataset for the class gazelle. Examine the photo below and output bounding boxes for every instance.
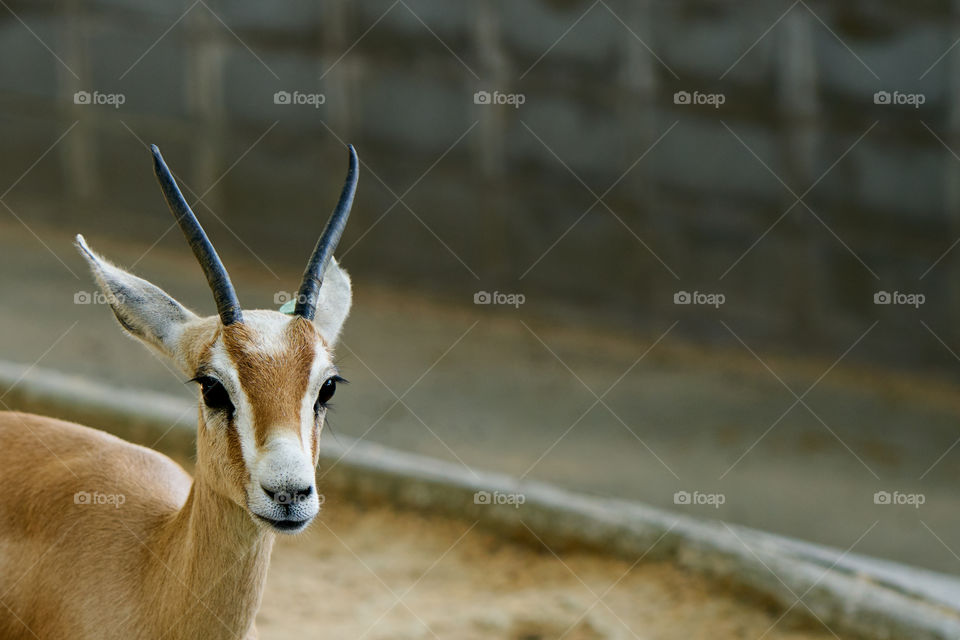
[0,144,358,639]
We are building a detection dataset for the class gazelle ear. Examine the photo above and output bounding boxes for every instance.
[75,234,197,359]
[312,257,351,346]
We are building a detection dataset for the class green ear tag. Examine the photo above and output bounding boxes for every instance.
[278,299,297,315]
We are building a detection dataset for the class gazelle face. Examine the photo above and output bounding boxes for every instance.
[182,312,341,533]
[75,236,353,535]
[76,144,357,536]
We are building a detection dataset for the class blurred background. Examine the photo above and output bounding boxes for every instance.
[0,0,958,575]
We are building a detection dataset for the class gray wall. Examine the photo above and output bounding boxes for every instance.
[2,0,960,371]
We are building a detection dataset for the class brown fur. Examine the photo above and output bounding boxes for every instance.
[223,318,318,448]
[0,412,270,639]
[0,315,332,640]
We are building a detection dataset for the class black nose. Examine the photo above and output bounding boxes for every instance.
[261,483,313,506]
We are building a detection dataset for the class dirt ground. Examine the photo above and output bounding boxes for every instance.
[257,502,835,640]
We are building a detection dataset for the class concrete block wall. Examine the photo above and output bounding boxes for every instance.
[2,0,960,371]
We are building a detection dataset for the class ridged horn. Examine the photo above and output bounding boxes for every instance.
[150,144,243,326]
[293,144,358,320]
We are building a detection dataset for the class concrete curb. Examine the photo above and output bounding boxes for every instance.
[0,361,957,639]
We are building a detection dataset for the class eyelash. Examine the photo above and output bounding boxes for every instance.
[189,375,235,417]
[315,375,347,414]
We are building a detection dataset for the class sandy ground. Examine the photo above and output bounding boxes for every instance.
[257,503,833,640]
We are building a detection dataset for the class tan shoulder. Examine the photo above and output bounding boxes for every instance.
[0,411,192,514]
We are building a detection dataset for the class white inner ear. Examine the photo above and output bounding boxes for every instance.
[75,234,197,359]
[312,257,352,346]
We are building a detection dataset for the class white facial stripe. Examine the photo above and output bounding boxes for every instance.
[205,340,259,473]
[299,351,335,450]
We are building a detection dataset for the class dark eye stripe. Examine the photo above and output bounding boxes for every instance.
[193,375,235,416]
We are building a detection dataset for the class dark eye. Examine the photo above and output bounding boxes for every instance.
[195,376,234,415]
[314,376,343,414]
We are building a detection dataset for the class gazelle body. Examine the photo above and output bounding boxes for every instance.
[0,145,359,639]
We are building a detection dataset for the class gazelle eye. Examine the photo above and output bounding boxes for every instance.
[314,376,344,414]
[195,376,234,415]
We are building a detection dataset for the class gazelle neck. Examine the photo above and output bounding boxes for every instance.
[147,470,275,639]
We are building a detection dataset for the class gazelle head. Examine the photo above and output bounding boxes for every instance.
[76,145,358,535]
